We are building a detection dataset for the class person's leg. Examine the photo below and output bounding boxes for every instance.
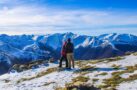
[64,56,68,68]
[70,53,75,68]
[59,56,63,67]
[67,54,71,68]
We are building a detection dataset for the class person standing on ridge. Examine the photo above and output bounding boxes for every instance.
[59,41,68,68]
[66,38,75,69]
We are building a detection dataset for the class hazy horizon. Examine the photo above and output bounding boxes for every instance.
[0,32,137,37]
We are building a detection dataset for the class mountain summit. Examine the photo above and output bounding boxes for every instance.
[0,53,137,90]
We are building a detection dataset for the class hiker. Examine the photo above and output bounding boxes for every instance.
[66,38,75,69]
[59,41,68,68]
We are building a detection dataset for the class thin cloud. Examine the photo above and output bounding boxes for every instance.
[0,2,137,35]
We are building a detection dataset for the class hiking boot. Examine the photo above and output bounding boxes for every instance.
[66,66,69,68]
[58,66,62,68]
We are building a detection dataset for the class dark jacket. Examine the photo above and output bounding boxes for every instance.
[66,42,74,53]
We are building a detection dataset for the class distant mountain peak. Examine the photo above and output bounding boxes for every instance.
[1,33,137,74]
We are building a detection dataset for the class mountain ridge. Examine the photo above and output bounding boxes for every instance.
[0,32,137,74]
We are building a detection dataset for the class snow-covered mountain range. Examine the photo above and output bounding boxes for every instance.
[1,32,137,74]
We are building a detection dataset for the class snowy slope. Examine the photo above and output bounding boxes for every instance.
[0,53,137,90]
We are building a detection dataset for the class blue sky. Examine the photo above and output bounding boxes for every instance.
[0,0,137,35]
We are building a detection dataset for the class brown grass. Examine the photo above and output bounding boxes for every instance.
[99,64,137,89]
[16,67,57,84]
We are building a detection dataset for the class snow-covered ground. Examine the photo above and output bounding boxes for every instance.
[0,54,137,90]
[117,80,137,90]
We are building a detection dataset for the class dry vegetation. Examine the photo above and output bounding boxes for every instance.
[16,67,57,84]
[76,56,124,66]
[56,75,91,90]
[56,84,100,90]
[96,72,108,76]
[10,60,48,72]
[98,64,137,90]
[111,64,122,70]
[74,65,96,75]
